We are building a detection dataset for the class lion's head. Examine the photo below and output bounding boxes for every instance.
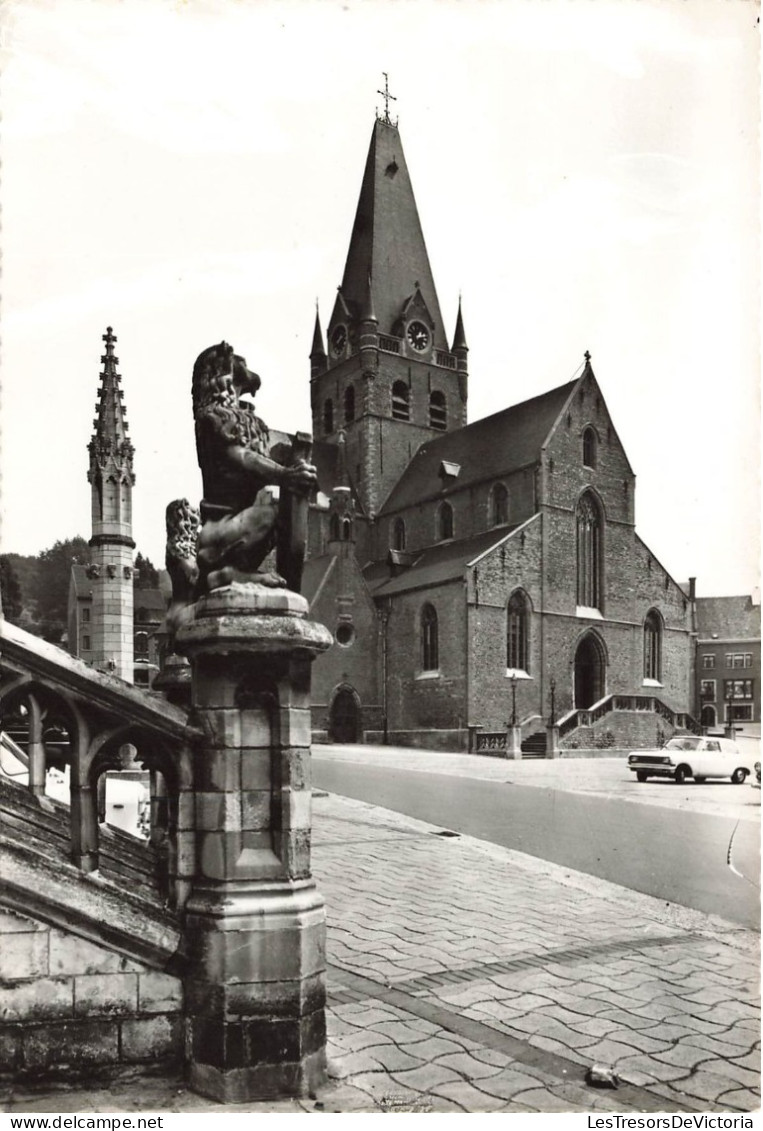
[192,342,261,415]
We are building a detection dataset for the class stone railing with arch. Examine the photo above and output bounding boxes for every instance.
[0,619,201,909]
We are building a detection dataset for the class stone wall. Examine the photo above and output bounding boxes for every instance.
[0,909,183,1081]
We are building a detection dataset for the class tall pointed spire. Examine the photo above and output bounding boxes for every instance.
[336,117,446,348]
[88,326,134,476]
[451,297,468,353]
[310,305,327,361]
[86,326,135,683]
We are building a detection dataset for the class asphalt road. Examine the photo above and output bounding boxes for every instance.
[313,757,761,929]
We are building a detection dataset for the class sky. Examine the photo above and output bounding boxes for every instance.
[1,0,759,598]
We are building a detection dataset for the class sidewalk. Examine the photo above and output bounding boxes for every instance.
[3,791,760,1115]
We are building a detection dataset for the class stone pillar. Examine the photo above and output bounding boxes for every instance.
[507,726,522,759]
[546,725,560,759]
[26,693,46,797]
[177,584,332,1103]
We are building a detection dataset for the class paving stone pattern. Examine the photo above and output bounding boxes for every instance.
[313,794,760,1114]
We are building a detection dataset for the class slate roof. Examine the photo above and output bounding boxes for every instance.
[301,556,336,607]
[380,379,577,514]
[70,564,92,598]
[696,596,761,640]
[338,119,447,349]
[365,525,518,598]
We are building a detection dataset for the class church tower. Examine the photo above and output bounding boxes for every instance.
[311,95,468,517]
[86,326,135,681]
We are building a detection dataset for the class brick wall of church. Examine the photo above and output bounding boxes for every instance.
[379,465,536,559]
[466,519,542,730]
[385,581,467,733]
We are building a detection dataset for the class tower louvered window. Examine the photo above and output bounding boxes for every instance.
[392,381,410,421]
[583,427,598,469]
[429,391,447,430]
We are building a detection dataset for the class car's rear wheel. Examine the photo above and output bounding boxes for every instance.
[731,768,748,784]
[674,765,689,785]
[635,771,647,782]
[694,776,706,784]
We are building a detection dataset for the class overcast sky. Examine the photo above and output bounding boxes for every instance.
[1,0,759,597]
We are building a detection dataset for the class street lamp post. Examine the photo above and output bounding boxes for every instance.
[549,678,556,727]
[510,673,518,728]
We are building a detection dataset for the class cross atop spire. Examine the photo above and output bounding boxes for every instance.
[376,72,398,127]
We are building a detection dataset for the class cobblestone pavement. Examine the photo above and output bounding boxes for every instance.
[3,792,759,1115]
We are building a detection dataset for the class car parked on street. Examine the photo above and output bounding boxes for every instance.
[627,735,752,784]
[752,760,761,790]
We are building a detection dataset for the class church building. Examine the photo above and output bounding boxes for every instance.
[302,108,696,750]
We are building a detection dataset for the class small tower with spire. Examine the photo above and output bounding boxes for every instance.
[86,326,135,681]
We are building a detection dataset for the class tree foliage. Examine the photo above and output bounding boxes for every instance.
[133,552,160,590]
[0,556,23,624]
[34,536,91,642]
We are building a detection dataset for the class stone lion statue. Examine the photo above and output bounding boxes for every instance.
[164,498,200,642]
[192,342,316,592]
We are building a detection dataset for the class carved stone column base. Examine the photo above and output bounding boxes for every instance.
[184,879,326,1103]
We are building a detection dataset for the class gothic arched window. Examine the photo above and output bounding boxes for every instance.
[437,501,454,542]
[576,492,602,609]
[342,518,352,541]
[323,398,334,434]
[643,609,662,681]
[421,604,439,671]
[134,631,149,659]
[490,483,509,527]
[507,591,530,672]
[583,426,598,469]
[392,518,406,551]
[329,513,340,541]
[344,384,355,424]
[429,391,447,430]
[392,381,410,421]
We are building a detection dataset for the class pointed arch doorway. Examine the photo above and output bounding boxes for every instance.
[329,687,361,743]
[574,633,606,709]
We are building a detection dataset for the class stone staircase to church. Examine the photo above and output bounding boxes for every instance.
[0,772,181,967]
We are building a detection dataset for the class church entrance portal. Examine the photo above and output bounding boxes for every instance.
[574,634,605,709]
[329,689,360,743]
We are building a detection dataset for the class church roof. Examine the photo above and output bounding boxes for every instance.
[71,564,93,598]
[301,556,337,607]
[696,595,761,640]
[380,379,577,514]
[338,119,447,349]
[366,525,519,598]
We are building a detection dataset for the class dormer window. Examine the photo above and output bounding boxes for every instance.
[392,381,410,421]
[344,384,355,424]
[583,426,598,469]
[429,391,447,430]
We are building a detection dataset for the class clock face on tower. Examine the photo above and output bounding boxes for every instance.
[406,320,430,352]
[331,325,347,357]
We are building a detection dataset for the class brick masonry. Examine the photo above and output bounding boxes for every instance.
[0,909,183,1080]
